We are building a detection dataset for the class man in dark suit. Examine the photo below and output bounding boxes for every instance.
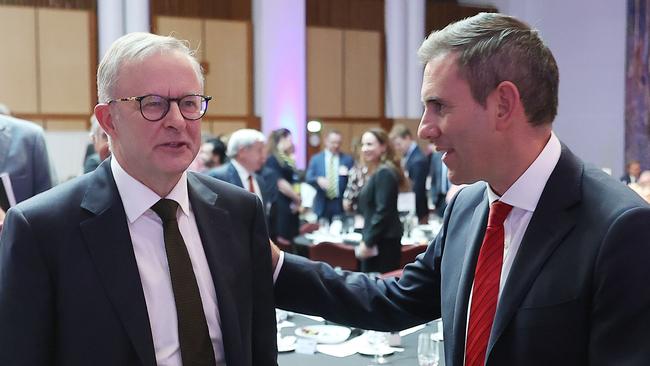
[0,112,54,204]
[305,130,354,221]
[270,13,650,366]
[207,128,273,217]
[0,32,277,366]
[390,124,430,223]
[620,159,641,184]
[429,150,449,217]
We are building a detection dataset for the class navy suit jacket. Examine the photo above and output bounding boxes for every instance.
[207,162,273,211]
[276,145,650,365]
[405,144,429,219]
[0,115,54,204]
[0,159,278,366]
[305,151,354,217]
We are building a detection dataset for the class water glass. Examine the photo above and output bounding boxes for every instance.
[366,331,391,365]
[417,333,441,366]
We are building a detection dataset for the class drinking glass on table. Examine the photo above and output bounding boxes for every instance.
[417,333,441,366]
[366,330,391,365]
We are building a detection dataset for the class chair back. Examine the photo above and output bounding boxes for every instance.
[400,244,428,268]
[309,242,358,271]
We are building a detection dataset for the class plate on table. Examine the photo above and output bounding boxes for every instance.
[294,325,351,344]
[357,343,396,356]
[277,335,297,352]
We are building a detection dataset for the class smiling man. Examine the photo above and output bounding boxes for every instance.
[0,33,277,366]
[270,13,650,366]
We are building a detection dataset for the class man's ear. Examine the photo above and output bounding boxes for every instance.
[94,103,116,137]
[491,80,521,130]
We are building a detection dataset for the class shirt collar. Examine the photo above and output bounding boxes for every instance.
[231,159,251,178]
[486,132,561,212]
[111,157,190,223]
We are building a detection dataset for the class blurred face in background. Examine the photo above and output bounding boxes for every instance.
[237,141,266,173]
[361,132,386,165]
[325,132,342,154]
[277,133,294,155]
[391,135,411,156]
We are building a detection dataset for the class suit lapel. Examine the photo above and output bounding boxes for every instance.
[487,146,582,355]
[79,160,157,366]
[450,192,489,365]
[187,173,243,365]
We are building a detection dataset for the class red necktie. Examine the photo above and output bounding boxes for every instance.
[247,175,255,193]
[465,200,513,366]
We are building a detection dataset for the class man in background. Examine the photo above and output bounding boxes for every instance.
[390,124,429,223]
[620,159,641,184]
[0,32,277,366]
[200,136,227,171]
[0,104,54,227]
[83,114,111,173]
[208,128,273,216]
[305,130,354,221]
[429,149,449,217]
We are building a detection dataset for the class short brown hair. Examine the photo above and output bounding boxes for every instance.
[418,13,559,126]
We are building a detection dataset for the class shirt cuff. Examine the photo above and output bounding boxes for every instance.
[272,251,285,284]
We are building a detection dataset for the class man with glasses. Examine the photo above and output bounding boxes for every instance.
[0,33,277,366]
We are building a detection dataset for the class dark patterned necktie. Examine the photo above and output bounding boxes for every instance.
[151,199,215,366]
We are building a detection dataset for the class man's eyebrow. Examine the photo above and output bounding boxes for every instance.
[422,96,444,104]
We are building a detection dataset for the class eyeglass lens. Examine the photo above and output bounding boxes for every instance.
[140,95,209,121]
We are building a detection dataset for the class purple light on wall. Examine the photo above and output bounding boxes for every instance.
[254,0,306,168]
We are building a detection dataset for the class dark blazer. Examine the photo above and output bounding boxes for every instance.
[357,164,403,272]
[619,174,632,184]
[404,145,429,220]
[0,159,278,366]
[275,145,650,366]
[429,152,448,215]
[305,151,354,218]
[0,114,54,203]
[207,162,273,210]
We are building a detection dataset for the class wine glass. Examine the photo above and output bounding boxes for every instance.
[417,333,441,366]
[366,331,391,365]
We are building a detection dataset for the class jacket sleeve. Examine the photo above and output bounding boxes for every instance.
[0,207,54,365]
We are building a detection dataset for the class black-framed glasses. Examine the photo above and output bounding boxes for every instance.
[107,94,212,122]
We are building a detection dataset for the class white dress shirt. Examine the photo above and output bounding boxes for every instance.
[231,159,263,203]
[111,158,225,366]
[463,132,561,363]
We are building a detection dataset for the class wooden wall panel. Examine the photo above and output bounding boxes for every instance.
[204,19,248,116]
[153,0,251,21]
[45,118,87,130]
[426,2,497,33]
[206,120,247,137]
[307,27,343,117]
[0,0,94,9]
[157,16,203,60]
[38,8,92,114]
[343,30,382,118]
[0,5,38,113]
[306,0,384,31]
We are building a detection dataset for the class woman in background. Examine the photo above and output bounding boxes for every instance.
[356,128,409,273]
[265,128,301,245]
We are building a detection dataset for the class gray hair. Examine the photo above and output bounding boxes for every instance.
[97,32,204,103]
[226,129,266,158]
[417,13,559,125]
